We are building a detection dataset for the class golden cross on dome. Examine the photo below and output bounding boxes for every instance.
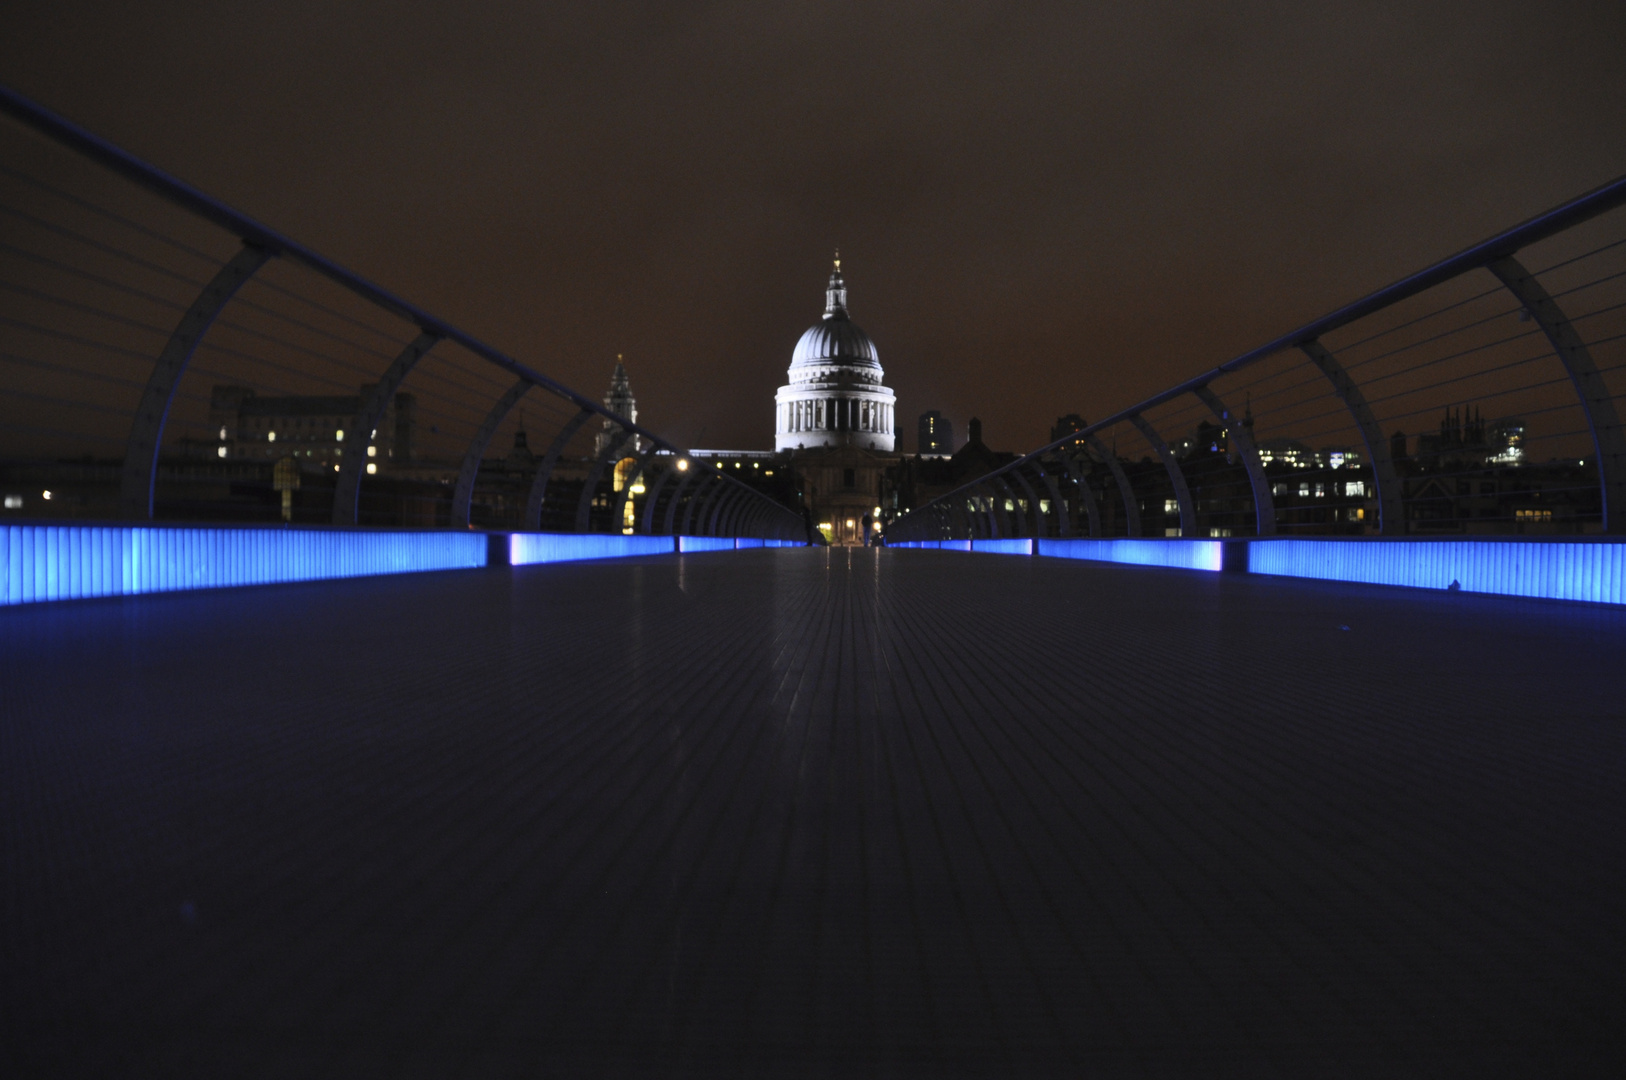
[833,249,841,272]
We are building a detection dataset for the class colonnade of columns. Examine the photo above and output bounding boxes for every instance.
[779,398,893,436]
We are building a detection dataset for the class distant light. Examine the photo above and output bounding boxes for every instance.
[41,490,51,500]
[334,464,340,472]
[268,431,276,442]
[846,519,855,528]
[218,426,227,440]
[366,463,377,475]
[367,446,377,457]
[335,429,344,441]
[217,446,227,458]
[676,459,689,471]
[735,462,741,468]
[3,495,21,509]
[764,469,774,476]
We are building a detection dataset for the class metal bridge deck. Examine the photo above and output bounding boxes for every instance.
[4,549,1625,1076]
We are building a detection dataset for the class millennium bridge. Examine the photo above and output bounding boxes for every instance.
[3,86,1625,1075]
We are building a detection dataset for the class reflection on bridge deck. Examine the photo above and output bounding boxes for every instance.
[4,548,1625,1075]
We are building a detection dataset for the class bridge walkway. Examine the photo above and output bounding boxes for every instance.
[4,549,1624,1075]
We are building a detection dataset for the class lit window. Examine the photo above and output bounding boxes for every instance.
[3,495,21,509]
[217,446,227,458]
[1345,481,1365,497]
[334,464,340,472]
[366,463,377,475]
[335,429,344,441]
[367,446,376,457]
[218,426,227,440]
[1298,483,1310,497]
[268,431,276,442]
[1164,499,1179,514]
[764,469,773,476]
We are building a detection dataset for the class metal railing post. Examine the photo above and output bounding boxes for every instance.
[451,377,531,527]
[120,244,273,519]
[575,431,636,532]
[681,474,720,535]
[1059,453,1102,537]
[663,467,699,534]
[639,464,676,534]
[1297,340,1404,536]
[1488,256,1626,533]
[1192,385,1276,536]
[610,446,660,534]
[524,406,594,529]
[333,330,443,526]
[1128,414,1195,537]
[1087,434,1141,537]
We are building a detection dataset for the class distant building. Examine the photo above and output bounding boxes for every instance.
[595,356,642,458]
[774,256,897,453]
[1051,414,1087,444]
[209,384,415,469]
[918,411,954,455]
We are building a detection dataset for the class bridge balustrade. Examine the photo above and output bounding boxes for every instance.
[889,173,1626,558]
[0,84,803,550]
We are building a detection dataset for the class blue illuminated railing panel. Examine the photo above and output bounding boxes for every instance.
[1,524,486,606]
[509,533,675,565]
[1037,538,1226,572]
[1248,538,1626,606]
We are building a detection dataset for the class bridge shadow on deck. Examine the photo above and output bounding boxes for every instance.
[4,548,1625,1077]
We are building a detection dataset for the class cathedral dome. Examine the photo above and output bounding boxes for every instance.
[774,256,896,453]
[788,264,881,372]
[790,315,879,368]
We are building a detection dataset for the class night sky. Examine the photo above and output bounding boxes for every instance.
[3,2,1623,453]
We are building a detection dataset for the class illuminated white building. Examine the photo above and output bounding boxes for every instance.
[774,257,896,452]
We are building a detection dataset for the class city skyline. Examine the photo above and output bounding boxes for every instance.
[3,3,1622,453]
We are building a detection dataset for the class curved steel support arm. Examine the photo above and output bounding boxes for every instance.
[1297,339,1404,536]
[1038,469,1069,538]
[1128,413,1195,536]
[451,377,531,527]
[1488,256,1626,533]
[1009,469,1044,538]
[710,485,747,536]
[333,330,443,526]
[576,431,636,532]
[120,244,273,519]
[1086,435,1141,537]
[663,467,699,534]
[681,474,720,535]
[639,463,677,534]
[1192,385,1276,536]
[524,406,594,528]
[1059,453,1102,537]
[610,446,660,533]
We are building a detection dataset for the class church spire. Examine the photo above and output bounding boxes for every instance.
[824,250,848,320]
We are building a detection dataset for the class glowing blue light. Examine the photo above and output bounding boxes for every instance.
[509,532,676,565]
[887,539,972,551]
[0,524,486,606]
[971,538,1035,556]
[1037,538,1225,572]
[733,538,765,549]
[1247,538,1626,605]
[678,536,736,553]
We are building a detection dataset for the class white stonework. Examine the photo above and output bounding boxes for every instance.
[774,259,896,453]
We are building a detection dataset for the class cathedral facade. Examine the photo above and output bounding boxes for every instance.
[774,259,896,453]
